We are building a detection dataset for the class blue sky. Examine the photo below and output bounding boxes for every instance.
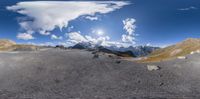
[0,0,200,47]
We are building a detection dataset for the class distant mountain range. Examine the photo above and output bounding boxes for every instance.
[140,38,200,62]
[70,42,160,57]
[1,38,200,61]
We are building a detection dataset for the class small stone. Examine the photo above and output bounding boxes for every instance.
[159,82,164,86]
[159,74,163,77]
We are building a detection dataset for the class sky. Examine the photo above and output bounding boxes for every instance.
[0,0,200,47]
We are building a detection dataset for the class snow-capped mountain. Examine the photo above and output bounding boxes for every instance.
[70,42,160,57]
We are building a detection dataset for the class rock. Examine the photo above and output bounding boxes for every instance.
[147,65,160,71]
[108,55,113,58]
[159,83,164,86]
[159,74,163,77]
[55,45,65,49]
[177,56,186,59]
[93,54,99,59]
[91,51,97,54]
[115,60,121,64]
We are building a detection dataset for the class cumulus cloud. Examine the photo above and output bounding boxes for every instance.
[178,6,198,11]
[66,31,132,48]
[7,1,130,39]
[67,32,88,44]
[122,34,135,43]
[51,34,62,40]
[122,18,136,44]
[17,33,34,40]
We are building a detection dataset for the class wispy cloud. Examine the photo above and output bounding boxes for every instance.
[178,6,198,11]
[7,1,130,39]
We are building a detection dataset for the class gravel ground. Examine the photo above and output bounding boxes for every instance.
[0,48,200,99]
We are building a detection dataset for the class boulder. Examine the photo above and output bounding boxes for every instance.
[55,45,65,49]
[196,50,200,53]
[93,54,99,59]
[147,65,160,71]
[190,51,195,54]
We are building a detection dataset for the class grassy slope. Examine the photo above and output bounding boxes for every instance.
[139,38,200,62]
[0,39,38,51]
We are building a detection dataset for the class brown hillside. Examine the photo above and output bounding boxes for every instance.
[139,38,200,62]
[0,39,16,51]
[0,39,38,51]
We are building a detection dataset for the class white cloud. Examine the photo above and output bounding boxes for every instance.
[122,34,135,43]
[85,35,110,46]
[67,26,74,32]
[85,16,98,21]
[67,32,88,44]
[178,6,198,11]
[123,18,136,35]
[122,18,136,44]
[7,1,130,38]
[92,29,105,36]
[51,34,62,40]
[17,33,34,40]
[37,42,55,46]
[66,31,133,48]
[146,43,151,46]
[39,30,50,36]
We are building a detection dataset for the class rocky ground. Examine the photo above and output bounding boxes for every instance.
[0,48,200,99]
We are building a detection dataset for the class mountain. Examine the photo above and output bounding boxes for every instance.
[70,42,94,49]
[0,39,38,51]
[71,42,159,57]
[140,38,200,62]
[97,46,136,57]
[106,46,159,57]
